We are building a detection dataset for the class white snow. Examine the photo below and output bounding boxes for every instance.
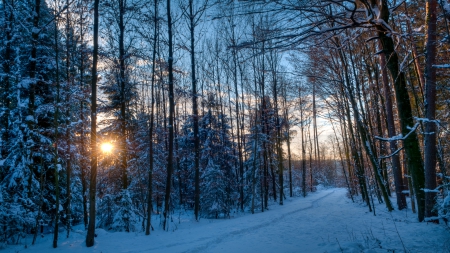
[32,27,40,35]
[433,64,450,69]
[57,164,63,172]
[422,188,440,193]
[25,115,34,122]
[3,188,448,253]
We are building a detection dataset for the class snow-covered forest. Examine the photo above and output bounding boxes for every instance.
[0,0,449,251]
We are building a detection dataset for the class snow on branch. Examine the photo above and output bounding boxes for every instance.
[433,64,450,68]
[422,188,440,193]
[422,184,444,193]
[375,123,419,142]
[414,117,440,124]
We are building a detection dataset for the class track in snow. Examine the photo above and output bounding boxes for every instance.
[5,188,448,253]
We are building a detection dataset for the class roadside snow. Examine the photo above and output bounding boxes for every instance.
[4,188,449,253]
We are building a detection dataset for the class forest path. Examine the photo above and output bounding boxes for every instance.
[6,188,448,253]
[181,188,338,253]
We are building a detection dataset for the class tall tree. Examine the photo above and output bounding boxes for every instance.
[163,0,175,231]
[53,8,61,247]
[376,0,425,220]
[379,52,407,210]
[181,0,209,222]
[86,0,100,246]
[424,0,438,220]
[145,0,158,236]
[118,0,128,190]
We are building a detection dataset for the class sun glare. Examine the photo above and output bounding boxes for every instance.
[101,143,113,153]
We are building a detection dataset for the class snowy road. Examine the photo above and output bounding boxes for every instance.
[5,188,449,253]
[187,189,337,253]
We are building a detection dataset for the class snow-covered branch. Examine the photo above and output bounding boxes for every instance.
[375,123,419,142]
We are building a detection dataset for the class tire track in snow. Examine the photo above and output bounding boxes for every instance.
[182,189,336,253]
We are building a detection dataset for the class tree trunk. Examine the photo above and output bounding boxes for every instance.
[379,52,407,210]
[163,0,175,231]
[29,0,41,244]
[189,0,201,221]
[65,4,72,235]
[336,41,393,211]
[0,0,13,159]
[340,66,371,211]
[269,153,277,201]
[312,83,319,178]
[283,84,292,198]
[286,126,293,198]
[86,0,100,246]
[308,125,313,192]
[145,0,158,235]
[377,1,425,221]
[53,15,61,247]
[119,0,128,190]
[251,111,259,214]
[299,87,307,197]
[231,28,244,211]
[271,60,284,205]
[79,6,88,229]
[424,0,438,220]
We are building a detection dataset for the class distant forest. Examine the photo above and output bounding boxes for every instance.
[0,0,448,248]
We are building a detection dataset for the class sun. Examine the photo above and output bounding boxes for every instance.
[101,143,113,153]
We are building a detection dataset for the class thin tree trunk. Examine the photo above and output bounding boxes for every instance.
[78,5,88,229]
[145,0,158,235]
[29,0,41,246]
[337,42,393,211]
[119,0,128,190]
[308,124,313,192]
[53,14,61,247]
[163,0,175,231]
[251,112,259,214]
[379,52,407,210]
[270,59,284,205]
[312,83,320,175]
[299,87,307,197]
[231,28,244,211]
[340,69,371,211]
[32,158,45,245]
[259,42,269,208]
[404,3,426,94]
[328,107,354,202]
[86,0,100,246]
[28,0,40,121]
[65,4,72,235]
[283,85,292,198]
[286,125,293,198]
[189,0,201,221]
[269,152,277,201]
[339,105,356,197]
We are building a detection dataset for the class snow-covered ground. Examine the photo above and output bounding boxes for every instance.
[3,188,449,253]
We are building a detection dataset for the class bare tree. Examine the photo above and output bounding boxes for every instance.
[163,0,175,231]
[180,0,210,221]
[424,0,438,220]
[86,0,100,246]
[145,0,158,236]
